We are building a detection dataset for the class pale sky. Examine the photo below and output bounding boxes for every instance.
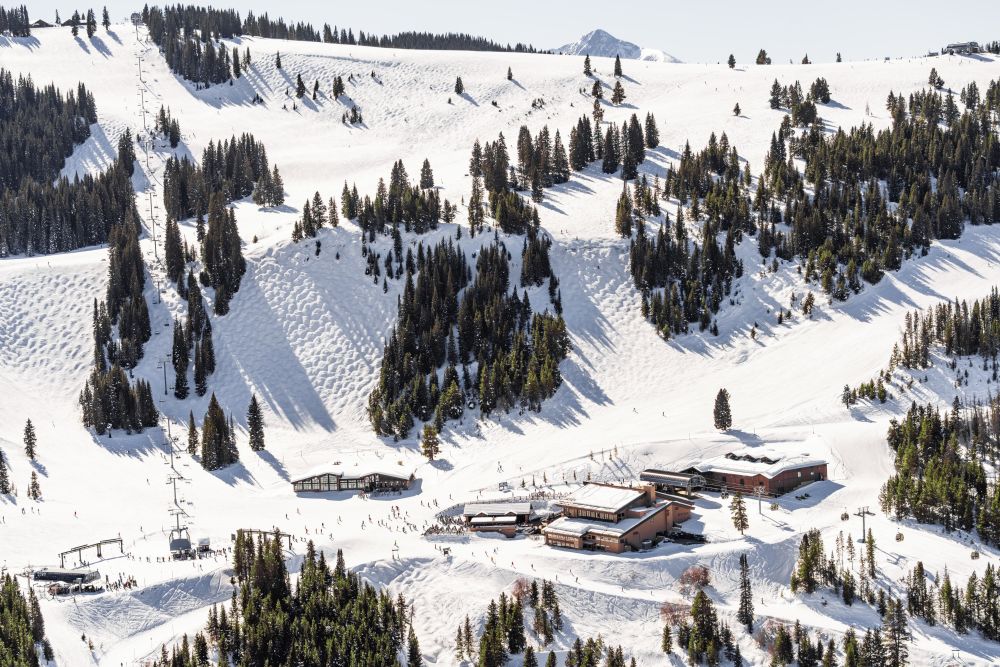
[28,1,1000,64]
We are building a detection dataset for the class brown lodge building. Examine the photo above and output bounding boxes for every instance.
[542,483,692,553]
[292,467,412,493]
[687,448,828,495]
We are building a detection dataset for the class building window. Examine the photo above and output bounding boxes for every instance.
[797,472,802,478]
[739,478,744,486]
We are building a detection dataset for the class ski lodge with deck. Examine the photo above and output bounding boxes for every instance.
[686,448,827,496]
[292,466,413,493]
[542,482,692,553]
[462,502,534,536]
[943,41,981,55]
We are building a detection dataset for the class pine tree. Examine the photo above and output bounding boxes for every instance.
[737,553,754,631]
[613,54,623,77]
[247,394,265,451]
[770,79,783,109]
[172,320,190,399]
[0,448,10,494]
[883,598,909,667]
[523,646,538,667]
[270,165,285,205]
[164,217,184,283]
[733,102,741,116]
[421,424,440,460]
[455,625,465,662]
[194,342,207,396]
[101,6,110,30]
[201,393,236,470]
[643,113,659,149]
[611,80,626,106]
[454,76,465,95]
[866,529,876,577]
[583,54,592,76]
[614,185,633,237]
[728,54,736,69]
[463,615,474,658]
[275,51,282,69]
[187,411,199,456]
[713,389,732,430]
[71,10,79,36]
[507,67,513,81]
[296,74,306,98]
[28,587,44,643]
[407,626,422,667]
[86,9,96,38]
[23,419,36,460]
[731,492,749,534]
[661,624,672,654]
[28,471,40,500]
[420,159,434,189]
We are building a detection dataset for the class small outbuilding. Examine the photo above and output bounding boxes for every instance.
[639,469,705,496]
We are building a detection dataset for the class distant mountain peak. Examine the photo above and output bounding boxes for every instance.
[554,28,680,63]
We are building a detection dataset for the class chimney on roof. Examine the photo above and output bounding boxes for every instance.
[641,483,657,506]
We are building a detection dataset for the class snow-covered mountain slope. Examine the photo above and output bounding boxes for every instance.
[554,29,681,63]
[2,23,1000,665]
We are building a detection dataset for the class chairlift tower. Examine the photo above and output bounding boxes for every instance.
[754,484,766,514]
[854,506,875,542]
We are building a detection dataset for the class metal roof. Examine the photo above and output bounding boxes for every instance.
[640,469,703,484]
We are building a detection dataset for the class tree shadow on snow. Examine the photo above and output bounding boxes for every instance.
[823,99,851,111]
[208,458,257,487]
[216,263,337,432]
[429,459,454,472]
[842,233,1000,326]
[89,35,112,58]
[256,449,289,481]
[457,91,479,107]
[0,34,40,50]
[85,426,169,459]
[723,429,763,446]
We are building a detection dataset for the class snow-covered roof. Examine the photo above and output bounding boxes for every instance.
[693,448,827,479]
[544,503,667,538]
[463,502,531,517]
[559,483,645,513]
[470,516,517,525]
